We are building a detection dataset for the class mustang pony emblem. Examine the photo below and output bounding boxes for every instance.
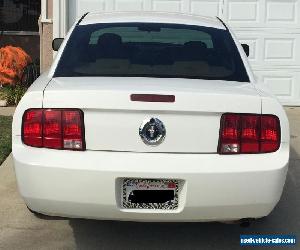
[148,125,156,138]
[139,118,166,146]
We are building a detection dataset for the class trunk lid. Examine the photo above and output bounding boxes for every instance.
[43,77,261,153]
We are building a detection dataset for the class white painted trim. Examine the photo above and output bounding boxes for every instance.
[53,0,68,57]
[41,0,52,23]
[41,18,52,23]
[53,0,59,38]
[60,0,68,37]
[53,0,68,38]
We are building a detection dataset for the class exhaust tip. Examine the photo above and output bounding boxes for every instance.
[240,218,254,228]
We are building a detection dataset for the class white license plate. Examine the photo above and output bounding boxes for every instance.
[122,179,179,210]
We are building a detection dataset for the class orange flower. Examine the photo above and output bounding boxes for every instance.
[0,46,32,85]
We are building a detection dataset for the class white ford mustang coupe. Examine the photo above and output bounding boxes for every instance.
[12,12,289,223]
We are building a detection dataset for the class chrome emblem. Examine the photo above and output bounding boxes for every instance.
[139,118,166,146]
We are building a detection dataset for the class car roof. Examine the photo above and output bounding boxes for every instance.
[80,11,226,30]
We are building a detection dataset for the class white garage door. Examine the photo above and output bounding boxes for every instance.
[224,0,300,106]
[67,0,300,105]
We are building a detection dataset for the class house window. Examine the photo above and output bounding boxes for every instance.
[0,0,40,32]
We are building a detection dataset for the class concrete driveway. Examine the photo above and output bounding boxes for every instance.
[0,107,299,250]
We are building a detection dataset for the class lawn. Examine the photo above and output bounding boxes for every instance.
[0,115,12,165]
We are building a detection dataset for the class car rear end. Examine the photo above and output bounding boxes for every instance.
[12,13,289,222]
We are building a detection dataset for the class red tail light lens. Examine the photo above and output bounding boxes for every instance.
[62,110,84,150]
[43,110,62,149]
[219,114,240,153]
[240,115,260,153]
[260,115,280,153]
[218,113,280,154]
[22,109,43,147]
[22,109,85,151]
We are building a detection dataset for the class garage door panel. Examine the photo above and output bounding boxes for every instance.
[264,38,296,62]
[226,0,259,23]
[254,70,300,102]
[224,0,261,26]
[115,0,144,11]
[224,0,300,28]
[262,35,299,66]
[190,0,223,16]
[237,31,300,67]
[77,0,105,13]
[266,0,299,26]
[152,0,182,12]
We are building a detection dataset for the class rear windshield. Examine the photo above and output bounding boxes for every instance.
[54,23,249,82]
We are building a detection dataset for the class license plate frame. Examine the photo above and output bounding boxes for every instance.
[122,178,179,210]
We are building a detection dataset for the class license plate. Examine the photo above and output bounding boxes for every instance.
[122,179,179,210]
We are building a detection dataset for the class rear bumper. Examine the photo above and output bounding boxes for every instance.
[13,136,289,222]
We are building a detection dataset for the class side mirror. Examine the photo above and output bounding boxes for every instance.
[52,38,64,51]
[241,44,250,57]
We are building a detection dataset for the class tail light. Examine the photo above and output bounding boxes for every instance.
[22,109,85,151]
[22,109,43,147]
[218,113,280,154]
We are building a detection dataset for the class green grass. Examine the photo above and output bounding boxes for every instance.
[0,116,12,165]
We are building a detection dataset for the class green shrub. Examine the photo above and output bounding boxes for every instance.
[0,85,28,106]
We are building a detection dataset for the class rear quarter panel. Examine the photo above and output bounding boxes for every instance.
[12,72,51,137]
[229,25,289,145]
[258,87,290,144]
